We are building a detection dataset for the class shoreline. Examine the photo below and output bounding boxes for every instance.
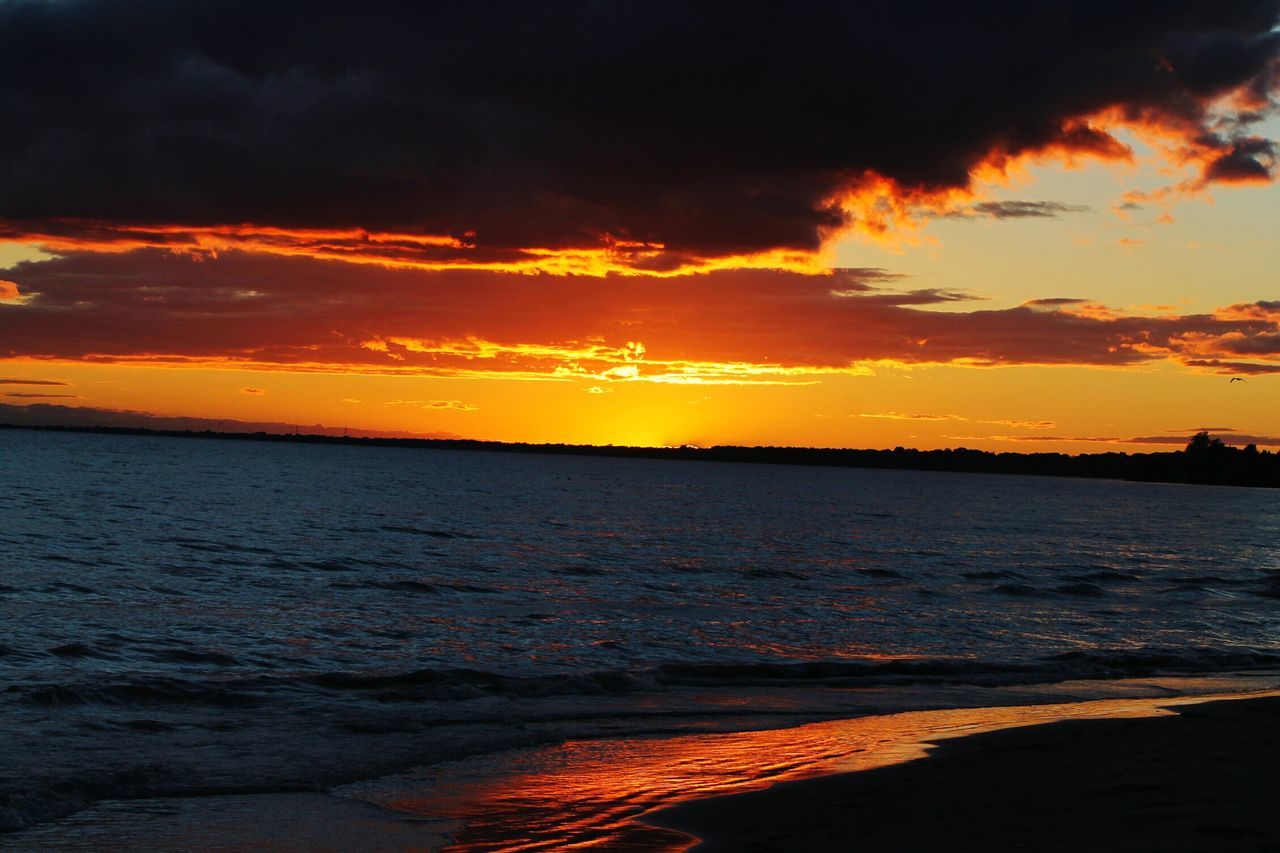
[649,691,1280,851]
[8,684,1280,849]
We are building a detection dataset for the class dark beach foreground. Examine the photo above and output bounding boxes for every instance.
[651,694,1280,852]
[9,690,1280,849]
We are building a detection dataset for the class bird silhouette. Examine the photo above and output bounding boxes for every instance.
[1230,377,1246,383]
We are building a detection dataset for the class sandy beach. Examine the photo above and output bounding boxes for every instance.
[7,688,1280,849]
[651,695,1280,851]
[650,696,1280,845]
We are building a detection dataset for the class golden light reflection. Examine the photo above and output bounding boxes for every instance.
[363,689,1280,852]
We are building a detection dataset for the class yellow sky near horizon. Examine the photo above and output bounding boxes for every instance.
[0,351,1272,454]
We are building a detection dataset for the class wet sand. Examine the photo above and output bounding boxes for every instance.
[651,695,1280,851]
[0,793,455,851]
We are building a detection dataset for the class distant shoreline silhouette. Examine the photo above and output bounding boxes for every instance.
[4,423,1276,489]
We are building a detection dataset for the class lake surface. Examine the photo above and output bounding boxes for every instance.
[3,429,1280,839]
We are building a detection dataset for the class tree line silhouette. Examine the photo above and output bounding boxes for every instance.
[4,424,1278,488]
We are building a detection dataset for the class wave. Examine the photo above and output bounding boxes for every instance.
[301,667,649,700]
[142,649,241,666]
[41,581,96,594]
[650,648,1280,688]
[1063,569,1142,583]
[378,525,479,540]
[15,677,262,708]
[4,646,1279,835]
[328,578,501,595]
[1253,575,1280,598]
[14,647,1278,711]
[0,769,316,834]
[48,642,114,659]
[989,581,1116,598]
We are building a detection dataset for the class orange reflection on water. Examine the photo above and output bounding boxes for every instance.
[371,689,1280,852]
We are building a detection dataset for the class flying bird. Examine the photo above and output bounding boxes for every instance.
[1230,377,1246,383]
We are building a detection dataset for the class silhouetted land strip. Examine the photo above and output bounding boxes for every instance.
[4,423,1278,488]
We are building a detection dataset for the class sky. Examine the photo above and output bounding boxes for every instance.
[1,1,1279,451]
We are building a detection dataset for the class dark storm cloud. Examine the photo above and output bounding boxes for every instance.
[1203,138,1279,182]
[0,1,1277,257]
[1023,298,1091,307]
[3,392,78,398]
[946,201,1091,220]
[1182,359,1280,375]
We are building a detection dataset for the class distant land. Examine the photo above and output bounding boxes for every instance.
[3,407,1277,490]
[0,401,460,440]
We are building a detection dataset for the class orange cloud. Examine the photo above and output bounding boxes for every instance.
[861,413,1055,429]
[1215,301,1280,322]
[859,412,965,422]
[978,432,1280,447]
[0,377,69,386]
[4,392,77,399]
[981,419,1057,429]
[0,221,830,278]
[0,278,29,304]
[386,399,478,411]
[4,251,1280,382]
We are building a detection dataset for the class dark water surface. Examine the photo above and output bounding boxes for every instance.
[3,429,1279,839]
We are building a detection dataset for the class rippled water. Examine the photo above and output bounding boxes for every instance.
[3,429,1280,836]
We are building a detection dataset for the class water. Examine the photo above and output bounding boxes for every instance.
[3,429,1280,840]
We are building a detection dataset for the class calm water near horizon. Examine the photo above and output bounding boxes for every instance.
[3,428,1280,843]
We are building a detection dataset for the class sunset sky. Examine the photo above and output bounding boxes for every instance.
[2,2,1278,451]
